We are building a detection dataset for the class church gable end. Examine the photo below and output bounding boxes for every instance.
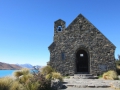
[48,14,116,76]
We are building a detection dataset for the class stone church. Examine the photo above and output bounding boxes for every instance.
[48,14,116,76]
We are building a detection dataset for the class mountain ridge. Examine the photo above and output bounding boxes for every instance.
[0,62,43,70]
[0,62,22,70]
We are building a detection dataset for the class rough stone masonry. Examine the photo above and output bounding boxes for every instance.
[48,14,116,76]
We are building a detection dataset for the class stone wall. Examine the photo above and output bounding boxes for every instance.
[48,14,116,76]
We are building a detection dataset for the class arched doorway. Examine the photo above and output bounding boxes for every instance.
[76,49,89,73]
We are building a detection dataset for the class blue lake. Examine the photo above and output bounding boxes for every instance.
[0,70,17,78]
[0,70,38,78]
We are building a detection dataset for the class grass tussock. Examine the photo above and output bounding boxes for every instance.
[103,70,118,80]
[114,89,120,90]
[14,68,30,78]
[116,59,120,75]
[21,68,30,75]
[41,65,63,81]
[19,74,33,84]
[116,65,120,75]
[14,71,23,78]
[0,66,62,90]
[25,80,40,90]
[41,65,55,75]
[52,72,63,81]
[117,65,120,69]
[46,74,52,80]
[10,81,23,90]
[0,77,13,90]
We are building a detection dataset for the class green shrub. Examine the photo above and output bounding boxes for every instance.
[63,76,70,79]
[116,61,120,66]
[98,75,102,79]
[103,70,118,80]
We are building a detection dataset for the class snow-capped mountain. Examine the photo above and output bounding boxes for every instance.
[16,64,42,69]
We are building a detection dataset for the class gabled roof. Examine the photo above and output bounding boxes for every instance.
[66,14,84,29]
[66,14,116,48]
[54,19,65,23]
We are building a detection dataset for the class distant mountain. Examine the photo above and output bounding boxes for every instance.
[17,64,33,69]
[0,62,22,70]
[17,64,42,69]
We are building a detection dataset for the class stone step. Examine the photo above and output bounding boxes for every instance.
[73,74,98,79]
[59,87,114,90]
[58,78,120,90]
[62,79,111,88]
[61,80,111,89]
[65,84,110,88]
[74,74,93,77]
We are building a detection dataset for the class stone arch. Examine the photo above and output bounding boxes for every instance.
[74,46,90,74]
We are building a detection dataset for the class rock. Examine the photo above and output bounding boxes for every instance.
[51,79,62,90]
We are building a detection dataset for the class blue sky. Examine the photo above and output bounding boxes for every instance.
[0,0,120,66]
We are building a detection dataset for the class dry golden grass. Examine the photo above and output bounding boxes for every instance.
[41,66,63,81]
[41,65,55,75]
[19,74,33,84]
[21,68,30,75]
[14,68,30,78]
[45,74,52,80]
[114,89,120,90]
[10,81,24,90]
[14,71,23,78]
[0,77,13,90]
[45,72,63,81]
[25,80,40,90]
[0,67,54,90]
[52,72,63,81]
[103,70,118,80]
[117,65,120,69]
